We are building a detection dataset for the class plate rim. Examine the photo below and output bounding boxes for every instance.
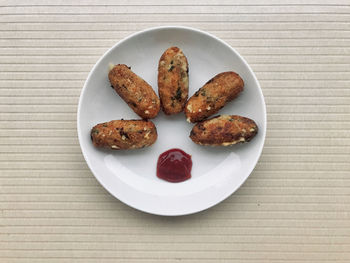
[77,25,267,216]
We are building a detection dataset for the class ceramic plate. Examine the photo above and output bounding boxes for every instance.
[77,26,266,216]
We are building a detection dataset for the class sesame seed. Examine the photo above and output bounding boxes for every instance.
[186,104,192,112]
[108,63,114,71]
[144,131,151,139]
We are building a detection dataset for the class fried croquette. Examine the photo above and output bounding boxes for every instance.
[190,115,258,146]
[185,72,244,123]
[109,64,160,119]
[91,119,157,150]
[158,47,189,115]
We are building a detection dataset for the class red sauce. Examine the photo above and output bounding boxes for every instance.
[157,148,192,183]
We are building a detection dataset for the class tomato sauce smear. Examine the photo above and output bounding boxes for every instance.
[157,148,192,183]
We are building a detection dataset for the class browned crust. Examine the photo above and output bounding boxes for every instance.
[184,72,244,123]
[189,115,258,146]
[108,64,160,119]
[91,120,157,150]
[158,47,189,115]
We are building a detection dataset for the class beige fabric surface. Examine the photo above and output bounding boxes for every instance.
[1,0,350,262]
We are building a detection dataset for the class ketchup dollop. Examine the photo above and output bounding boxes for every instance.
[157,148,192,183]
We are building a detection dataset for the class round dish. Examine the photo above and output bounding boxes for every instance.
[77,26,266,216]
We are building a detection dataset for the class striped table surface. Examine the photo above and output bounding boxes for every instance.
[1,1,350,262]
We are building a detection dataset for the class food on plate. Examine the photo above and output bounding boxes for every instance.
[157,148,192,182]
[158,47,189,115]
[189,115,258,146]
[108,64,160,119]
[91,119,157,150]
[184,71,244,123]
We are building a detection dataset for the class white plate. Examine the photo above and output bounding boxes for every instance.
[77,26,266,216]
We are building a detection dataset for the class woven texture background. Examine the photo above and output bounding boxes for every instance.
[1,0,350,262]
